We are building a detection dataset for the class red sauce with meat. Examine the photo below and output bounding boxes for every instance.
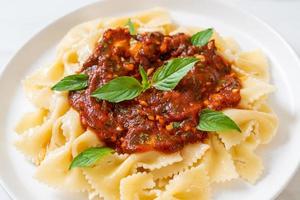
[69,28,241,154]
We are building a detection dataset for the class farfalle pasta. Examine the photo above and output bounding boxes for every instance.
[15,8,278,200]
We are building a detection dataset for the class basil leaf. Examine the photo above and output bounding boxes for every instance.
[172,122,181,128]
[191,28,213,47]
[91,76,143,103]
[69,147,114,169]
[51,74,88,91]
[152,57,198,91]
[197,109,241,132]
[139,66,150,90]
[126,18,136,35]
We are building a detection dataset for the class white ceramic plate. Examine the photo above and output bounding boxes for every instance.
[1,0,300,199]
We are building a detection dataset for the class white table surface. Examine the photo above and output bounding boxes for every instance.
[0,0,299,199]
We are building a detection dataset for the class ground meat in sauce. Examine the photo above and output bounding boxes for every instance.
[69,28,241,154]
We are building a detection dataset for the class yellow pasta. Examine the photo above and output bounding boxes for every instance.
[60,109,85,141]
[83,153,130,200]
[71,129,104,157]
[35,143,91,191]
[15,108,48,134]
[230,140,263,184]
[23,86,53,109]
[234,50,269,82]
[57,19,103,58]
[151,143,209,180]
[212,31,227,53]
[239,76,275,109]
[201,135,238,182]
[135,151,182,171]
[217,108,278,149]
[120,173,156,200]
[156,165,211,200]
[48,116,66,151]
[217,119,256,150]
[83,150,185,199]
[48,109,85,151]
[23,61,64,88]
[15,120,52,164]
[223,37,241,54]
[170,26,198,36]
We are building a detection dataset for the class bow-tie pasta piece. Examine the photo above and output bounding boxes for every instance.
[120,173,156,200]
[234,50,269,82]
[201,135,238,183]
[35,143,91,191]
[217,108,278,149]
[151,143,209,180]
[156,165,211,200]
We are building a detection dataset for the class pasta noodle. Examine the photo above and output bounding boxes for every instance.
[156,165,211,200]
[120,173,156,200]
[201,135,238,182]
[135,151,182,171]
[239,76,275,109]
[217,108,278,149]
[82,153,130,200]
[230,139,263,184]
[15,108,48,134]
[35,143,91,191]
[15,119,52,164]
[234,50,269,82]
[151,143,209,180]
[71,129,104,157]
[15,8,278,200]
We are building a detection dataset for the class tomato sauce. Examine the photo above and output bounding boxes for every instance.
[69,28,241,154]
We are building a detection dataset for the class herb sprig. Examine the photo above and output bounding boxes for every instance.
[92,57,198,102]
[126,18,136,35]
[152,57,198,91]
[69,147,114,169]
[197,109,241,132]
[191,28,213,47]
[51,74,88,91]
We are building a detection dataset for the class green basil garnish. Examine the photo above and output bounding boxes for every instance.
[197,109,241,132]
[92,57,198,102]
[91,76,143,103]
[139,66,150,91]
[69,147,114,169]
[191,28,213,47]
[126,18,136,35]
[51,74,88,91]
[152,57,198,91]
[172,122,181,128]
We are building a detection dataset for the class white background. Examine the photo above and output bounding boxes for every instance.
[0,0,299,199]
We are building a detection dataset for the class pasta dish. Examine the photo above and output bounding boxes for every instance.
[15,8,278,200]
